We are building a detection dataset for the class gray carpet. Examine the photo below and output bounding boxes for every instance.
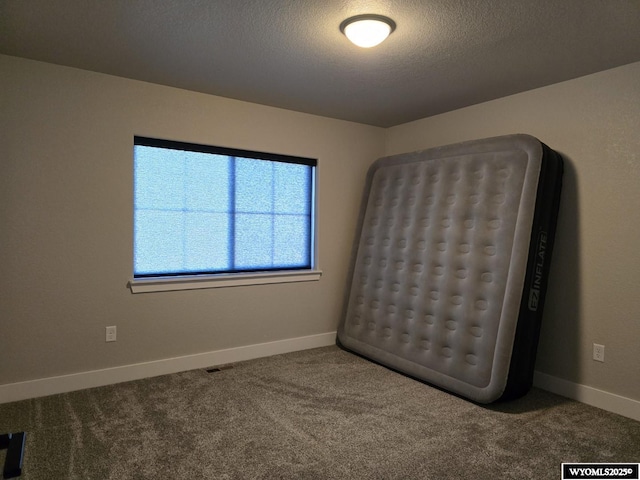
[1,346,639,479]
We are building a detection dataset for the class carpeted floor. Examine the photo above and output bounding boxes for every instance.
[1,346,639,479]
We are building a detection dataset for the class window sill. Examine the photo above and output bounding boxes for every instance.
[128,270,322,294]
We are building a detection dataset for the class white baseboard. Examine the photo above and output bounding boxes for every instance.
[0,332,337,404]
[3,339,638,424]
[534,371,640,422]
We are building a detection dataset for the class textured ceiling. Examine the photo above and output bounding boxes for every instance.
[2,0,640,127]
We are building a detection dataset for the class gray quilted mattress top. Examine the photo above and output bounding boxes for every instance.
[338,134,544,403]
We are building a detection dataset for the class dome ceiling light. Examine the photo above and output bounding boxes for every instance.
[340,14,396,48]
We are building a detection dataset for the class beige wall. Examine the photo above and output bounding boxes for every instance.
[0,54,384,385]
[2,54,639,405]
[386,61,640,401]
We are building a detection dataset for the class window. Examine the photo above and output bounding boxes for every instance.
[130,137,319,292]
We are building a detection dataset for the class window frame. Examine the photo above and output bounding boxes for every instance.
[129,136,321,293]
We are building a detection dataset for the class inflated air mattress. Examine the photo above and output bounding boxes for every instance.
[338,134,563,403]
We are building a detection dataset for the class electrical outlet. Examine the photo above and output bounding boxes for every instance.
[593,343,605,362]
[106,326,117,342]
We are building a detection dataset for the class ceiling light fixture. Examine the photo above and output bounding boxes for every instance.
[340,14,396,48]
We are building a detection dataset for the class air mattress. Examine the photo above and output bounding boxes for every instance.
[337,134,563,403]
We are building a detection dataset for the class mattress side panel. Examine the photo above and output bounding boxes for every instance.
[501,144,564,399]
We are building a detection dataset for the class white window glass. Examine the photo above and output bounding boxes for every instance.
[133,137,316,278]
